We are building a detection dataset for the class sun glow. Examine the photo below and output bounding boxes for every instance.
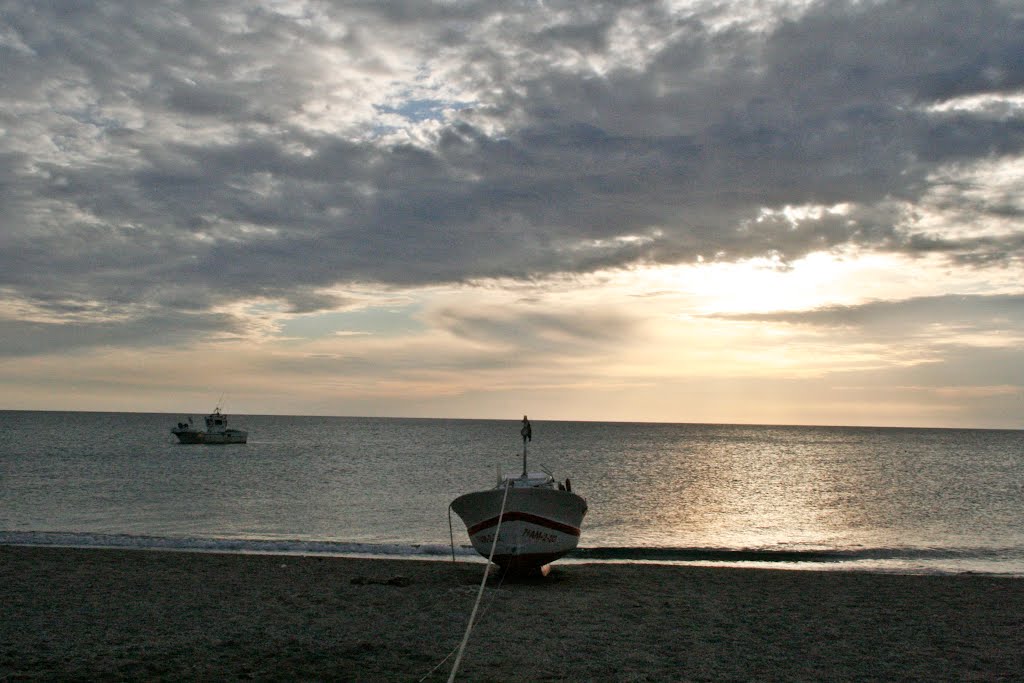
[628,250,905,315]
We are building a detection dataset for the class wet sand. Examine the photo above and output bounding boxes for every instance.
[2,545,1022,681]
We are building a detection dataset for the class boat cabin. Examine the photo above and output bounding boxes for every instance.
[502,473,552,488]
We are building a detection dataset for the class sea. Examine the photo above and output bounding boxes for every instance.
[2,411,1022,576]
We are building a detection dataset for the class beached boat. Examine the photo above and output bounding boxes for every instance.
[450,417,587,574]
[171,408,248,444]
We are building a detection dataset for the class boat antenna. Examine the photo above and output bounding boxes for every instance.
[520,415,532,476]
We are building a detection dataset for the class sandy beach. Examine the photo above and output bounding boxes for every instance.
[1,545,1021,681]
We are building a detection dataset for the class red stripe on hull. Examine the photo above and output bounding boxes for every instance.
[467,511,581,537]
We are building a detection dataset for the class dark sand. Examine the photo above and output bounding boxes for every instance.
[1,545,1022,681]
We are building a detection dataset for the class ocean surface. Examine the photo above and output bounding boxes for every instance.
[2,411,1022,575]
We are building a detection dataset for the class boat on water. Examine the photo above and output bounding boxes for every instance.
[171,408,248,444]
[450,416,587,574]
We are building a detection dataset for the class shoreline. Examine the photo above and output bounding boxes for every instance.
[7,543,1024,579]
[3,545,1023,681]
[5,531,1022,578]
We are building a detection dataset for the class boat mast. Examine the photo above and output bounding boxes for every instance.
[520,415,532,476]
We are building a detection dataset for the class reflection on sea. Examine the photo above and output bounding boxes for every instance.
[545,422,1024,562]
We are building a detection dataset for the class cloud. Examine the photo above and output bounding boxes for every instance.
[903,231,1024,266]
[1,0,1023,358]
[0,310,245,357]
[709,292,1024,322]
[692,290,1024,393]
[429,304,640,357]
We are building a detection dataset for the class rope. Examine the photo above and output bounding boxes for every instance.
[446,479,512,682]
[448,505,456,562]
[416,565,511,682]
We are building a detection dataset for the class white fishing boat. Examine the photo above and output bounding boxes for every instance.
[450,417,587,574]
[171,407,248,444]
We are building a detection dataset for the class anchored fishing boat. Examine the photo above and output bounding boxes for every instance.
[450,416,587,574]
[171,407,248,444]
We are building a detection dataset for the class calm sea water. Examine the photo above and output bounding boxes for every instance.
[2,411,1022,575]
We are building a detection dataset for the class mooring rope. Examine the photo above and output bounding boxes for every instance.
[416,558,511,682]
[448,505,456,562]
[445,478,513,682]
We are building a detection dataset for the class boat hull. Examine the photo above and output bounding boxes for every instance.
[203,430,247,444]
[172,429,247,444]
[451,487,587,572]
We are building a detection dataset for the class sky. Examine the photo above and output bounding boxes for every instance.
[1,0,1023,428]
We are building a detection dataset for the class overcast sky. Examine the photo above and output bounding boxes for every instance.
[2,0,1023,427]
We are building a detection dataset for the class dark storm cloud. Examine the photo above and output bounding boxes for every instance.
[2,0,1023,353]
